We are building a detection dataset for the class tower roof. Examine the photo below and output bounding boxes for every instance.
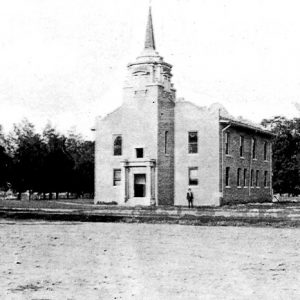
[128,6,172,67]
[144,7,156,50]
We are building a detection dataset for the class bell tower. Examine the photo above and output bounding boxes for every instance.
[124,7,175,95]
[122,7,176,205]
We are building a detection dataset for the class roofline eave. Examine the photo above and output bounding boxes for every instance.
[219,119,275,137]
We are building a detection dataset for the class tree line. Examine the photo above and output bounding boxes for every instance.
[0,119,94,199]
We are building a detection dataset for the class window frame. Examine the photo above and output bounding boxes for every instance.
[188,167,199,186]
[165,131,169,154]
[136,148,144,158]
[252,137,256,159]
[225,167,230,187]
[113,135,122,156]
[243,168,247,187]
[250,169,254,187]
[237,168,241,187]
[264,170,268,187]
[264,142,268,161]
[113,169,121,186]
[240,136,244,157]
[188,131,198,154]
[225,132,230,155]
[255,170,260,187]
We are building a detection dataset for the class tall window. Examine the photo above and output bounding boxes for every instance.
[188,167,198,185]
[225,167,230,187]
[113,169,121,186]
[250,169,254,187]
[237,168,241,187]
[113,135,122,156]
[165,131,168,154]
[243,169,247,186]
[252,138,256,159]
[264,171,268,187]
[256,170,259,187]
[188,132,198,154]
[264,142,268,161]
[225,132,230,155]
[240,136,244,157]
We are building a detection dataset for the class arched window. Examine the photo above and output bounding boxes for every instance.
[113,135,122,156]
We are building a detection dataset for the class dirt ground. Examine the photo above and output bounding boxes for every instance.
[0,199,95,210]
[0,220,299,300]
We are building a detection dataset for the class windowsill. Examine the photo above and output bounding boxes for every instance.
[188,153,198,155]
[165,153,170,157]
[252,158,257,161]
[264,186,269,189]
[240,156,245,159]
[225,186,231,188]
[225,154,232,158]
[244,186,248,189]
[264,160,269,162]
[256,187,260,189]
[250,186,255,189]
[237,186,242,189]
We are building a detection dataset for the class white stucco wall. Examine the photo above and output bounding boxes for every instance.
[174,101,221,206]
[94,86,159,205]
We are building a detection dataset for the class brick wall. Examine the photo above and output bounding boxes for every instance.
[220,125,273,204]
[157,88,175,205]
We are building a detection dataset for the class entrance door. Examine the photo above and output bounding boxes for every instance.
[134,174,146,197]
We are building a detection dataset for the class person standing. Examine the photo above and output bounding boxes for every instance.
[186,188,194,208]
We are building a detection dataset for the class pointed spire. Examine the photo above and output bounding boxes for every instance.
[144,7,156,50]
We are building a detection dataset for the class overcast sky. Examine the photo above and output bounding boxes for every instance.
[1,0,300,139]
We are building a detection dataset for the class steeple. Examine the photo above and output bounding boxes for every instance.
[144,7,156,50]
[125,6,175,93]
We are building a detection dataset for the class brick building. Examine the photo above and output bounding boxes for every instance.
[94,8,273,206]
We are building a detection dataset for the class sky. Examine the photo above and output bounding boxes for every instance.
[1,0,300,140]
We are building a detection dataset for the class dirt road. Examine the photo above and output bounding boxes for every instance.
[0,220,299,299]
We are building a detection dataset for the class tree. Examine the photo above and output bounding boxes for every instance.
[261,116,300,195]
[65,130,94,197]
[42,123,74,199]
[8,119,45,198]
[0,125,12,190]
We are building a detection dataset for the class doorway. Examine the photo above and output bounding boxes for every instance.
[134,174,146,197]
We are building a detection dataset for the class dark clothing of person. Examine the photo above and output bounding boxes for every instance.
[186,191,194,208]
